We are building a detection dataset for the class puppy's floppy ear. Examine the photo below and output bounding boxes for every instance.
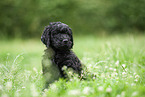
[69,28,74,48]
[41,26,51,48]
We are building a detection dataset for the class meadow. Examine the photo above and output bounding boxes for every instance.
[0,34,145,97]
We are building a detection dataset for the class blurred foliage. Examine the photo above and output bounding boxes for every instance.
[0,0,145,38]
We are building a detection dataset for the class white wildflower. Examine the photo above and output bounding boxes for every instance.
[122,72,126,75]
[114,69,117,72]
[116,94,121,97]
[135,75,140,78]
[62,66,67,70]
[115,60,119,66]
[121,91,125,97]
[115,73,118,76]
[95,66,100,69]
[109,68,113,70]
[31,84,38,96]
[68,71,73,75]
[5,81,12,90]
[82,87,93,95]
[87,64,92,69]
[132,91,138,96]
[68,89,81,96]
[134,79,138,82]
[33,67,37,72]
[44,89,48,92]
[50,84,58,91]
[105,66,108,69]
[125,82,129,85]
[131,83,136,86]
[106,87,112,93]
[22,86,25,89]
[125,69,128,71]
[70,79,73,81]
[122,64,126,68]
[98,86,104,91]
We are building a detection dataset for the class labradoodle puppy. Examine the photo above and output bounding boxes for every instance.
[41,22,83,88]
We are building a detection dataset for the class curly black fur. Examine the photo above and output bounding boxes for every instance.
[41,22,82,88]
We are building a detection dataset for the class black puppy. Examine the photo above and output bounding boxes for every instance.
[41,22,82,88]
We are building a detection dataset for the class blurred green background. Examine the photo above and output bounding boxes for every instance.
[0,0,145,39]
[0,1,145,96]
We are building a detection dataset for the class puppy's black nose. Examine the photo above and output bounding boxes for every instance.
[63,39,68,43]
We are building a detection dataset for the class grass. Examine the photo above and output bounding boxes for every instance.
[0,34,145,97]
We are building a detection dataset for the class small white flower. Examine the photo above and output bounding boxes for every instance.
[98,86,104,91]
[121,91,125,97]
[5,81,12,90]
[82,87,93,95]
[116,94,121,97]
[114,69,117,72]
[125,69,128,71]
[122,64,126,68]
[106,87,112,93]
[50,84,58,91]
[122,72,126,75]
[115,60,119,66]
[135,75,140,78]
[105,66,108,69]
[109,68,113,70]
[125,82,129,85]
[134,79,138,82]
[68,89,81,96]
[95,66,100,69]
[62,66,67,70]
[44,89,48,92]
[70,79,73,81]
[22,86,25,89]
[132,91,138,96]
[31,84,38,96]
[33,67,37,72]
[131,83,136,86]
[115,73,118,76]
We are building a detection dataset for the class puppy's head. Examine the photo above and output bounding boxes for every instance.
[41,22,73,50]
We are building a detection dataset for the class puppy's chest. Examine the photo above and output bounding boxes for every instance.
[54,51,74,64]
